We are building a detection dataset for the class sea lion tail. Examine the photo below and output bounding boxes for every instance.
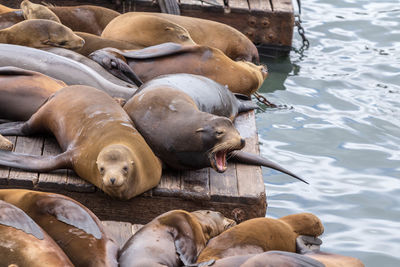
[0,150,70,172]
[229,150,309,184]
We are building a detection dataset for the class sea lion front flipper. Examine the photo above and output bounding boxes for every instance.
[0,150,72,172]
[229,150,309,184]
[0,121,30,136]
[0,200,44,240]
[36,195,102,239]
[170,226,198,265]
[119,42,186,59]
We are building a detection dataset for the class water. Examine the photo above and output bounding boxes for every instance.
[256,0,400,266]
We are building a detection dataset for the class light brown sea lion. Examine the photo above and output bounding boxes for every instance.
[49,5,120,35]
[118,210,236,267]
[89,42,267,96]
[0,10,24,30]
[197,213,324,262]
[102,14,196,47]
[0,134,13,151]
[0,85,162,200]
[0,4,16,14]
[104,12,259,63]
[0,199,73,267]
[0,66,66,121]
[74,31,141,56]
[20,0,61,23]
[305,251,365,267]
[0,19,85,49]
[0,189,119,267]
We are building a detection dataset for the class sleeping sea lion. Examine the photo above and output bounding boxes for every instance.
[0,10,24,30]
[0,44,136,99]
[89,42,267,96]
[49,5,120,35]
[0,19,85,49]
[0,66,66,121]
[123,74,306,182]
[21,0,61,23]
[0,189,119,267]
[0,134,13,151]
[0,85,162,200]
[197,213,324,262]
[103,12,259,63]
[102,14,195,47]
[118,210,236,267]
[0,199,73,267]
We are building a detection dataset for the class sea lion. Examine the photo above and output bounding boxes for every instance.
[49,5,120,35]
[0,189,119,267]
[21,0,61,23]
[0,4,16,14]
[0,66,66,121]
[73,31,141,56]
[41,47,135,88]
[197,213,324,262]
[0,85,162,200]
[0,134,13,151]
[103,12,259,63]
[0,19,85,49]
[123,74,306,182]
[0,199,73,267]
[89,42,267,96]
[0,10,24,30]
[118,210,236,267]
[0,44,136,99]
[102,14,196,47]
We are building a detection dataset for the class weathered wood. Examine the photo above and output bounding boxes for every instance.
[65,170,96,193]
[0,136,16,185]
[153,169,181,197]
[271,0,293,12]
[181,168,210,200]
[9,136,43,188]
[229,0,249,11]
[210,163,239,201]
[37,138,68,190]
[249,0,272,12]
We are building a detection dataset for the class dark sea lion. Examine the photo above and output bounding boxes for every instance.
[104,12,259,63]
[0,189,119,267]
[0,134,13,151]
[123,74,306,182]
[41,47,135,88]
[0,10,24,30]
[102,14,196,47]
[0,199,74,267]
[0,85,162,200]
[119,210,236,267]
[0,66,66,121]
[89,42,267,96]
[197,213,324,262]
[49,5,120,35]
[0,44,136,99]
[21,0,61,23]
[0,19,85,49]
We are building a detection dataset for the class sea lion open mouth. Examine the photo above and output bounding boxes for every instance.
[210,150,227,173]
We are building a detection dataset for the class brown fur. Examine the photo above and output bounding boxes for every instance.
[0,10,24,30]
[21,0,61,23]
[0,4,16,14]
[0,189,119,267]
[102,14,195,47]
[197,213,324,262]
[0,19,84,49]
[307,252,365,267]
[105,12,259,63]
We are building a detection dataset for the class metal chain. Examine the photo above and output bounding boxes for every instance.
[293,14,310,54]
[253,92,277,108]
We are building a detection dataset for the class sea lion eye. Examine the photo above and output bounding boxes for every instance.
[99,167,105,174]
[179,35,189,40]
[111,61,118,68]
[216,130,224,136]
[122,166,128,173]
[59,41,67,46]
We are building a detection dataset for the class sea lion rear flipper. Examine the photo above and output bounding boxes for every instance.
[119,42,185,59]
[36,195,102,239]
[229,150,309,184]
[0,150,72,172]
[0,200,44,239]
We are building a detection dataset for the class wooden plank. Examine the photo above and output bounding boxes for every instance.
[229,0,249,11]
[0,136,16,185]
[235,112,265,202]
[37,138,68,190]
[248,0,272,12]
[153,169,181,197]
[65,170,96,193]
[210,162,239,201]
[180,168,210,200]
[102,221,134,248]
[271,0,293,12]
[9,136,43,188]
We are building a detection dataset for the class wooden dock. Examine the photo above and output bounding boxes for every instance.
[0,111,266,224]
[6,0,294,57]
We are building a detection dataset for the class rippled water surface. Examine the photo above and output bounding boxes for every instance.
[256,0,400,266]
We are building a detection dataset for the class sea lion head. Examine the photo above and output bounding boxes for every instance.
[96,144,136,200]
[196,116,245,173]
[280,213,325,237]
[4,19,84,49]
[20,0,61,23]
[237,61,268,92]
[191,210,236,240]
